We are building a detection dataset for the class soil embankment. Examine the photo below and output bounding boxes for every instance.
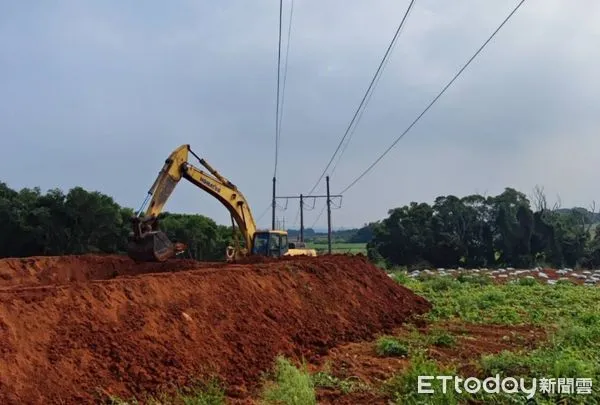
[0,254,430,404]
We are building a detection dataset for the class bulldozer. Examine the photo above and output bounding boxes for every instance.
[127,144,317,262]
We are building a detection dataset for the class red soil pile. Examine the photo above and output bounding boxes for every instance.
[0,254,430,404]
[0,254,223,287]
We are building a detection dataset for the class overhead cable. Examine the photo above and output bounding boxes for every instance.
[307,0,417,195]
[273,0,284,177]
[278,0,295,138]
[339,0,526,195]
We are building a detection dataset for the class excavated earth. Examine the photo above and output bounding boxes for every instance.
[0,254,430,404]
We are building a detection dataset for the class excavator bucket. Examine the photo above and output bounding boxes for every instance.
[127,231,175,262]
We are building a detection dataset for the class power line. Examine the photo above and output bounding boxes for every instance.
[309,195,343,229]
[340,0,526,195]
[311,203,327,229]
[273,0,284,178]
[278,0,295,138]
[278,0,296,228]
[256,203,273,223]
[307,0,417,195]
[330,5,402,179]
[291,207,301,228]
[330,56,387,177]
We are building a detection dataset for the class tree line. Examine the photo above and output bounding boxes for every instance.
[4,181,600,269]
[367,187,600,269]
[0,182,234,260]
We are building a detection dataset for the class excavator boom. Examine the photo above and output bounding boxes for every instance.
[127,145,257,262]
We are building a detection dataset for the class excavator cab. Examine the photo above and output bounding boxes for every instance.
[251,231,288,257]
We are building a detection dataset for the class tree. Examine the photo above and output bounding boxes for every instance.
[349,223,376,243]
[0,182,236,261]
[430,196,467,268]
[489,188,532,267]
[63,187,123,254]
[460,194,495,267]
[369,187,600,269]
[160,213,228,260]
[368,202,435,268]
[2,181,599,268]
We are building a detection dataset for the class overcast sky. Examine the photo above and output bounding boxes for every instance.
[1,0,599,229]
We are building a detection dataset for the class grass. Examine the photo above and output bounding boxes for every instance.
[429,330,457,348]
[176,380,226,405]
[388,273,600,404]
[305,242,367,255]
[375,336,409,357]
[399,273,600,326]
[253,276,600,403]
[261,356,316,405]
[105,379,226,405]
[312,371,371,394]
[384,355,460,405]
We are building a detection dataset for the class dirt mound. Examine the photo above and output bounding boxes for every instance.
[0,254,222,287]
[0,254,430,404]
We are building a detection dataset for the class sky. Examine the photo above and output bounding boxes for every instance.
[1,0,599,229]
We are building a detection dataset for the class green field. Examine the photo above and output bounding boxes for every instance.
[384,271,600,404]
[305,242,367,255]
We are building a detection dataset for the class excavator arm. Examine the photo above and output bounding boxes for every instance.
[128,144,257,262]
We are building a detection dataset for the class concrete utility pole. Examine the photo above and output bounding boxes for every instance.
[326,176,332,255]
[299,194,304,242]
[272,177,276,230]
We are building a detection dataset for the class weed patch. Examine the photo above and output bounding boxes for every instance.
[429,330,457,348]
[375,336,409,357]
[312,372,370,394]
[177,380,225,405]
[391,272,600,403]
[261,356,316,405]
[385,355,459,405]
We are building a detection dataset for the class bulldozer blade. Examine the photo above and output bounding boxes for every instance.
[127,231,175,262]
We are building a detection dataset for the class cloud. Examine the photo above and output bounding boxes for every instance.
[0,0,599,229]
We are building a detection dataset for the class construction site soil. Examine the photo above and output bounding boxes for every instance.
[0,254,430,404]
[313,322,546,405]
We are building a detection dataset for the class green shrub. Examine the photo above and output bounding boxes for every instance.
[556,278,576,286]
[375,336,409,357]
[262,356,316,405]
[425,276,459,292]
[385,355,458,405]
[430,331,456,348]
[390,269,410,284]
[476,290,506,309]
[481,350,529,376]
[179,380,225,405]
[517,277,538,286]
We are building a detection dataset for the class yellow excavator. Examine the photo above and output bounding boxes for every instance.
[127,144,317,262]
